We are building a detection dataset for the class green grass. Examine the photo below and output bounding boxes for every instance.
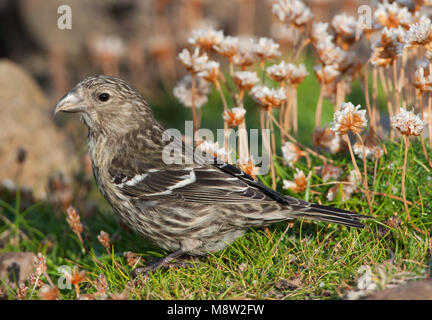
[0,137,431,300]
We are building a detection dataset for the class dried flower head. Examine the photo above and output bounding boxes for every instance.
[232,37,256,68]
[188,28,224,51]
[17,283,28,300]
[283,169,308,193]
[281,142,304,167]
[253,37,281,61]
[320,164,343,182]
[173,75,211,109]
[233,71,259,90]
[237,158,259,179]
[66,206,83,243]
[95,273,108,298]
[331,102,368,135]
[197,140,229,161]
[178,48,209,74]
[97,230,111,250]
[391,107,425,136]
[332,14,361,49]
[314,64,341,84]
[267,61,290,82]
[250,85,287,108]
[39,285,60,300]
[286,63,309,85]
[375,1,413,29]
[316,42,347,67]
[67,268,87,286]
[223,107,246,128]
[28,274,44,288]
[313,127,347,153]
[327,184,350,202]
[213,35,239,58]
[311,22,333,47]
[271,23,301,46]
[89,35,125,59]
[272,0,313,29]
[353,134,384,159]
[405,19,432,50]
[33,253,47,277]
[327,170,360,202]
[197,60,220,82]
[414,67,432,92]
[371,27,405,67]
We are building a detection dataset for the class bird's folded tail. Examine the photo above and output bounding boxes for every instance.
[293,203,371,228]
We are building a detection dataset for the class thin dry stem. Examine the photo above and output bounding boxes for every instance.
[315,85,325,128]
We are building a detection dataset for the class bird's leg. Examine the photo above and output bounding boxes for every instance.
[131,250,185,278]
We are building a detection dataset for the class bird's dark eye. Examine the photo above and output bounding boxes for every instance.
[98,92,110,102]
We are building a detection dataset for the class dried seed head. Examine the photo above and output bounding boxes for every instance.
[270,23,301,46]
[320,164,343,182]
[405,18,432,49]
[327,184,351,202]
[283,168,308,193]
[197,140,229,161]
[281,142,303,167]
[353,134,383,160]
[311,22,332,47]
[232,37,256,68]
[252,37,281,61]
[197,60,220,82]
[331,102,367,135]
[267,61,290,82]
[233,71,259,90]
[97,230,111,250]
[188,28,224,51]
[33,253,47,277]
[95,273,108,298]
[17,283,28,300]
[414,67,432,92]
[178,48,209,74]
[332,14,362,49]
[314,64,341,85]
[250,85,287,108]
[236,158,259,179]
[222,107,246,128]
[213,35,239,58]
[390,107,425,136]
[67,268,87,286]
[66,206,83,241]
[286,63,309,85]
[28,274,44,288]
[272,0,313,29]
[173,75,211,109]
[313,127,347,153]
[89,35,125,60]
[374,1,413,29]
[39,285,60,300]
[371,27,404,67]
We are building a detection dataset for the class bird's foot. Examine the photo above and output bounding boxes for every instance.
[131,251,198,278]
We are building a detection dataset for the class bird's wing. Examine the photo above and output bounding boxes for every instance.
[108,155,278,204]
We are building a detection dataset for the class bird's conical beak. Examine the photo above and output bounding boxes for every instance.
[53,90,86,116]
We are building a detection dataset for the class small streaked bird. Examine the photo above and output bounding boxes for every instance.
[54,75,369,275]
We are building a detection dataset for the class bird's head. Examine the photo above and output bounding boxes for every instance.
[54,75,154,135]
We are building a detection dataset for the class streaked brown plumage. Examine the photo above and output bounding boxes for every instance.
[54,75,369,274]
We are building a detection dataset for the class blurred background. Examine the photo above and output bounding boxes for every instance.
[0,0,367,202]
